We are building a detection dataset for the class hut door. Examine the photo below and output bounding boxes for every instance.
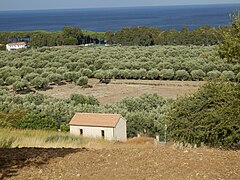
[80,129,83,135]
[101,130,105,139]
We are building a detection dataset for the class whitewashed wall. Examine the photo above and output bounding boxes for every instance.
[6,44,26,51]
[70,125,114,141]
[114,118,127,141]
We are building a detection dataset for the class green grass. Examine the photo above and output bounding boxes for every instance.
[0,128,108,148]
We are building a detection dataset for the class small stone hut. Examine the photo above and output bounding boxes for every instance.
[69,113,127,141]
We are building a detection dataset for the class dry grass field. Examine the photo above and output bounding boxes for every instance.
[39,79,205,105]
[1,138,239,180]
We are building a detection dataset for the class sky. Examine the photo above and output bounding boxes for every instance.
[0,0,240,11]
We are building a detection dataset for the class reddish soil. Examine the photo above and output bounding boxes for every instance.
[1,140,239,180]
[39,79,205,105]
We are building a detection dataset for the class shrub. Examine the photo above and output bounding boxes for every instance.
[138,68,148,79]
[236,72,240,82]
[191,69,206,81]
[41,72,50,78]
[25,73,39,82]
[5,76,21,85]
[207,70,221,80]
[30,77,49,89]
[60,124,70,132]
[220,71,235,81]
[110,68,119,79]
[47,73,62,84]
[0,78,4,86]
[76,76,88,86]
[81,68,92,77]
[13,80,28,92]
[16,113,57,130]
[0,109,28,128]
[63,72,77,82]
[63,37,78,45]
[167,82,240,148]
[147,68,160,79]
[159,69,175,80]
[70,93,99,106]
[56,67,68,75]
[175,70,190,80]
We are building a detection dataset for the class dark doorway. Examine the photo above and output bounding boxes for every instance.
[80,129,83,135]
[101,130,105,139]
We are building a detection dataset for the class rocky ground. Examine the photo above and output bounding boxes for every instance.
[1,139,239,180]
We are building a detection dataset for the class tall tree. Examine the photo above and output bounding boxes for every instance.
[219,10,240,63]
[62,26,83,44]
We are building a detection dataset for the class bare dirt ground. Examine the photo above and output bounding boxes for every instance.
[1,138,239,180]
[39,79,205,105]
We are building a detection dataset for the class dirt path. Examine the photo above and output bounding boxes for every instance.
[1,142,239,180]
[39,79,205,105]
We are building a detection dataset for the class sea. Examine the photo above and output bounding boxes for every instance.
[0,4,239,32]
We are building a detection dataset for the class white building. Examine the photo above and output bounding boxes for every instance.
[69,113,127,141]
[6,42,27,51]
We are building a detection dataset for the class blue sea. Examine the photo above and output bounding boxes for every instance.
[0,4,239,32]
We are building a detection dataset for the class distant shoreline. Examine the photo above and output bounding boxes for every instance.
[0,3,239,12]
[0,4,238,32]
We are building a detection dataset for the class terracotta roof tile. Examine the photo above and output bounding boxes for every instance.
[69,113,122,127]
[7,42,26,46]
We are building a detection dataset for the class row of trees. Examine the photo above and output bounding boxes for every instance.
[94,69,240,81]
[0,46,239,90]
[1,68,239,93]
[106,26,227,46]
[0,26,105,48]
[0,25,229,48]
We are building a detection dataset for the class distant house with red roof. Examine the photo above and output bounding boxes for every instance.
[69,113,127,141]
[6,42,27,51]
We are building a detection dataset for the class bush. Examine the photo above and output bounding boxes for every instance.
[191,69,206,81]
[63,72,77,82]
[5,76,21,85]
[63,37,78,45]
[81,68,92,77]
[70,93,99,106]
[175,70,190,80]
[207,70,221,80]
[0,109,28,128]
[159,69,174,80]
[147,68,159,79]
[167,82,240,148]
[0,78,4,86]
[60,124,70,132]
[47,73,62,84]
[30,77,49,89]
[13,80,28,92]
[25,73,39,82]
[16,113,57,130]
[220,71,235,81]
[41,72,50,78]
[76,76,88,86]
[236,72,240,82]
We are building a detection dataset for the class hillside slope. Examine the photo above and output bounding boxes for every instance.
[1,143,239,180]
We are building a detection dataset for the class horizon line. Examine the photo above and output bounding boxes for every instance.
[0,3,240,12]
